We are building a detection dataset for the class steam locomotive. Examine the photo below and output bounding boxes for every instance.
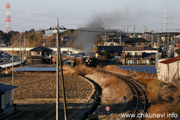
[65,52,98,67]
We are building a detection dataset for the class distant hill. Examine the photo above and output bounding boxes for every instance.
[10,29,78,48]
[0,30,19,46]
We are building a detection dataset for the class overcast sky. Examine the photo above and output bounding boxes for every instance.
[0,0,180,32]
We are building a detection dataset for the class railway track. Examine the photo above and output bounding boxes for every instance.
[100,70,147,120]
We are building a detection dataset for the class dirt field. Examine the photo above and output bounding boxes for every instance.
[0,74,93,99]
[0,73,94,120]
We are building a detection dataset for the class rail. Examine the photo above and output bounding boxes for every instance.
[99,70,146,120]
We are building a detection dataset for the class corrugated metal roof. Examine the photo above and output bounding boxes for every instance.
[0,83,17,94]
[160,56,180,64]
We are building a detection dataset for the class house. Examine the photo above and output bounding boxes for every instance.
[104,39,121,46]
[158,56,180,83]
[0,83,17,116]
[121,46,157,65]
[27,46,53,64]
[123,38,150,47]
[96,46,123,60]
[121,47,144,65]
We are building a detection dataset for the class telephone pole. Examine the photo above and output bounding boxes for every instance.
[19,35,22,67]
[56,19,60,120]
[133,25,136,38]
[54,18,68,120]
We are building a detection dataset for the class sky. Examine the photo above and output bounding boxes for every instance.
[0,0,180,32]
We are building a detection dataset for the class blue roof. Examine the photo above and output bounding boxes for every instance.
[0,83,17,94]
[117,66,157,73]
[14,67,58,72]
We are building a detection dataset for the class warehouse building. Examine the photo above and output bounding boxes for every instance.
[158,56,180,83]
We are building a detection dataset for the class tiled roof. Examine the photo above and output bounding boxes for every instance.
[124,47,144,51]
[160,56,180,64]
[143,46,157,50]
[97,46,123,53]
[30,46,53,52]
[124,38,149,43]
[0,83,17,94]
[143,53,156,60]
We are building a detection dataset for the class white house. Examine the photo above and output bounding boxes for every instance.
[158,56,180,83]
[0,83,17,116]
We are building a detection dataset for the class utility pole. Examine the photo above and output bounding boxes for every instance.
[55,18,68,120]
[45,20,67,120]
[127,25,129,36]
[56,19,60,120]
[157,32,160,48]
[19,35,22,67]
[144,25,147,32]
[58,21,68,120]
[119,32,121,46]
[151,33,154,47]
[12,47,14,102]
[164,10,168,33]
[133,25,136,38]
[24,35,26,59]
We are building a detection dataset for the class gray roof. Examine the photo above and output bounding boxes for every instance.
[0,83,17,94]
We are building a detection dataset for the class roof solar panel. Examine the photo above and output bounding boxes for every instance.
[117,66,157,73]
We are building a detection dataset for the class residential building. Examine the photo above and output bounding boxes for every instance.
[123,38,150,47]
[27,46,53,64]
[104,39,121,46]
[121,46,157,65]
[0,83,17,116]
[96,46,123,60]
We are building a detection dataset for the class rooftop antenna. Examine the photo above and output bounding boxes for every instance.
[5,3,12,33]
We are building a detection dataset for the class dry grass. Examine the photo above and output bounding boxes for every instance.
[63,64,95,76]
[86,72,132,104]
[101,65,180,118]
[147,79,180,119]
[103,65,156,86]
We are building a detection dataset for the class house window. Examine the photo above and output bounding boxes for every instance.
[34,51,40,55]
[145,60,150,64]
[135,52,140,55]
[127,59,133,64]
[127,52,133,55]
[137,59,141,64]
